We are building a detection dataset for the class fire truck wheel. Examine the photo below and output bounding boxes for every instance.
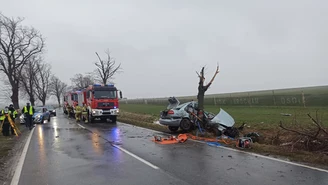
[88,114,94,123]
[110,116,117,123]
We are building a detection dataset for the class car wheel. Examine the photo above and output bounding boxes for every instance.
[168,126,179,132]
[180,119,192,132]
[48,116,51,122]
[41,118,44,124]
[54,113,56,116]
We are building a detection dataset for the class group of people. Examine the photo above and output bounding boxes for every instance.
[0,102,35,136]
[0,104,18,136]
[66,103,88,123]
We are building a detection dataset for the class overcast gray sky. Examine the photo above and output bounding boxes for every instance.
[1,0,327,99]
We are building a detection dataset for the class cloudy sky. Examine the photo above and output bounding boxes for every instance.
[1,0,327,100]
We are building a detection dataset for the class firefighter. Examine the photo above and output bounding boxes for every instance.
[82,103,88,123]
[67,105,72,118]
[22,102,35,130]
[75,104,82,122]
[8,104,17,135]
[0,106,11,136]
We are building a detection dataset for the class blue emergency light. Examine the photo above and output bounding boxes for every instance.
[106,84,114,87]
[93,84,101,86]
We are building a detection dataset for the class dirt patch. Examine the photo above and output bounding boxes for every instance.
[0,123,30,185]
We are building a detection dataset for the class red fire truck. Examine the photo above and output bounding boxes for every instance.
[64,84,122,123]
[63,91,79,116]
[82,84,122,123]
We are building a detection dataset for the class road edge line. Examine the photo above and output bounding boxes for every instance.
[190,139,328,173]
[112,144,159,170]
[77,124,86,129]
[10,127,35,185]
[119,122,328,173]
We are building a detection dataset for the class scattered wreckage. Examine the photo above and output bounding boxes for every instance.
[159,97,244,138]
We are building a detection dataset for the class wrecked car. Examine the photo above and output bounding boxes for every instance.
[159,97,241,138]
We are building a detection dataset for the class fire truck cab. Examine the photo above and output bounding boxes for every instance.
[83,84,122,123]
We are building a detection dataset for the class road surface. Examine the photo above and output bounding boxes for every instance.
[14,110,328,185]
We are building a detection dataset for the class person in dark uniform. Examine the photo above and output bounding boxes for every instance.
[0,106,11,136]
[21,102,35,130]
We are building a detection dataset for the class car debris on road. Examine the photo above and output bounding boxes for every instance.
[152,134,188,144]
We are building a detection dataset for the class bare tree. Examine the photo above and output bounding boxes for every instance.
[34,62,51,106]
[196,65,220,110]
[0,13,45,109]
[19,55,40,106]
[50,75,67,106]
[70,73,94,89]
[0,75,12,103]
[94,51,122,85]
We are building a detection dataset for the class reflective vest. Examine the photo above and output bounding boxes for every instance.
[24,106,33,115]
[0,110,11,121]
[82,106,88,115]
[10,110,17,118]
[75,105,82,113]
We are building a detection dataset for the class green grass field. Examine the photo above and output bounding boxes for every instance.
[120,104,328,128]
[118,103,328,166]
[120,85,328,107]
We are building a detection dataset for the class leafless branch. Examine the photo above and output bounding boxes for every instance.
[49,75,67,106]
[33,61,51,105]
[70,73,94,89]
[19,55,40,105]
[93,50,122,85]
[308,113,328,135]
[0,13,45,108]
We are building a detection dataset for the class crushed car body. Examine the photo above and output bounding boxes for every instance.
[159,97,241,138]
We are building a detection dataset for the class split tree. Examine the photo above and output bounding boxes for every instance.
[196,65,220,112]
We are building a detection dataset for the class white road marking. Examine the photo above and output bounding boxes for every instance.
[77,124,86,129]
[189,139,328,173]
[10,127,36,185]
[119,121,328,173]
[74,122,160,170]
[112,144,159,170]
[79,121,328,173]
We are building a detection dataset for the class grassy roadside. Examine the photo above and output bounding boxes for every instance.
[0,120,28,182]
[118,104,328,167]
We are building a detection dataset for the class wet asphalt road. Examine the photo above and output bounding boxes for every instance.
[17,110,328,185]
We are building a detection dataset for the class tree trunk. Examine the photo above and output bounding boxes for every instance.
[57,96,61,107]
[197,88,205,110]
[29,96,36,106]
[10,84,19,109]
